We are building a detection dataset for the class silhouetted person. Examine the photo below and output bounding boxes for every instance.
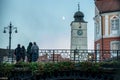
[31,42,39,62]
[27,42,33,62]
[21,46,26,62]
[14,44,22,62]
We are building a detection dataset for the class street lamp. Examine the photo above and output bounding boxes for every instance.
[3,22,18,63]
[88,54,93,62]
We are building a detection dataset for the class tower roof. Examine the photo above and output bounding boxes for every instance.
[95,0,120,13]
[74,11,84,18]
[73,3,86,22]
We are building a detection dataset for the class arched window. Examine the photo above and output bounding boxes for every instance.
[110,16,119,35]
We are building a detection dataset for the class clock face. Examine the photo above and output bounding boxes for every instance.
[77,29,83,36]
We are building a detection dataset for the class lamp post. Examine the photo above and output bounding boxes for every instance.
[3,22,18,63]
[88,54,92,62]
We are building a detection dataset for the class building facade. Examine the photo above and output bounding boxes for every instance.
[94,0,120,59]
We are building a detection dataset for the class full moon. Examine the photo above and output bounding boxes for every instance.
[62,16,65,20]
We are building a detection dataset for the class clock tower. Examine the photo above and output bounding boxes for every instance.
[70,4,88,50]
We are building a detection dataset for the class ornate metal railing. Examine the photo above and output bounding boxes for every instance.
[38,49,120,62]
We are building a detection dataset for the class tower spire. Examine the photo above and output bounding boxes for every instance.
[78,2,80,11]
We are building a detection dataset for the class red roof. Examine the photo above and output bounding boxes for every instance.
[95,0,120,13]
[38,54,70,62]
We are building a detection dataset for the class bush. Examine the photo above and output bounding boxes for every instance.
[0,63,14,77]
[0,61,120,77]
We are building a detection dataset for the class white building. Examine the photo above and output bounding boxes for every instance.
[94,0,120,60]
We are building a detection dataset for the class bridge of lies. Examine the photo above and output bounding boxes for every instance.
[38,49,120,62]
[4,49,120,80]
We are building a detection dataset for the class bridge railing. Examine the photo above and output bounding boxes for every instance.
[38,49,120,62]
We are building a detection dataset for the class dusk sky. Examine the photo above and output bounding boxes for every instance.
[0,0,94,49]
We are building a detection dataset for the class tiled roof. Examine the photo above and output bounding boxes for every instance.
[38,54,70,62]
[95,0,120,13]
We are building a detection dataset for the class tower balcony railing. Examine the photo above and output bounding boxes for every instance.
[38,49,120,62]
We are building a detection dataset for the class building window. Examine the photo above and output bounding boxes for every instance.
[110,41,120,57]
[95,21,100,34]
[110,16,119,35]
[111,43,119,50]
[111,41,120,50]
[96,43,100,62]
[111,19,119,30]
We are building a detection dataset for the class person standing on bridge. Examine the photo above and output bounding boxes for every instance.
[21,45,26,62]
[14,44,22,62]
[27,42,33,62]
[31,42,39,62]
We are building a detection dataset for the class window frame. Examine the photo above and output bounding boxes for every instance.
[96,21,100,34]
[110,16,119,35]
[110,41,120,58]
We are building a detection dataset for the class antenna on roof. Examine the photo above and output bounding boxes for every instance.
[78,2,80,11]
